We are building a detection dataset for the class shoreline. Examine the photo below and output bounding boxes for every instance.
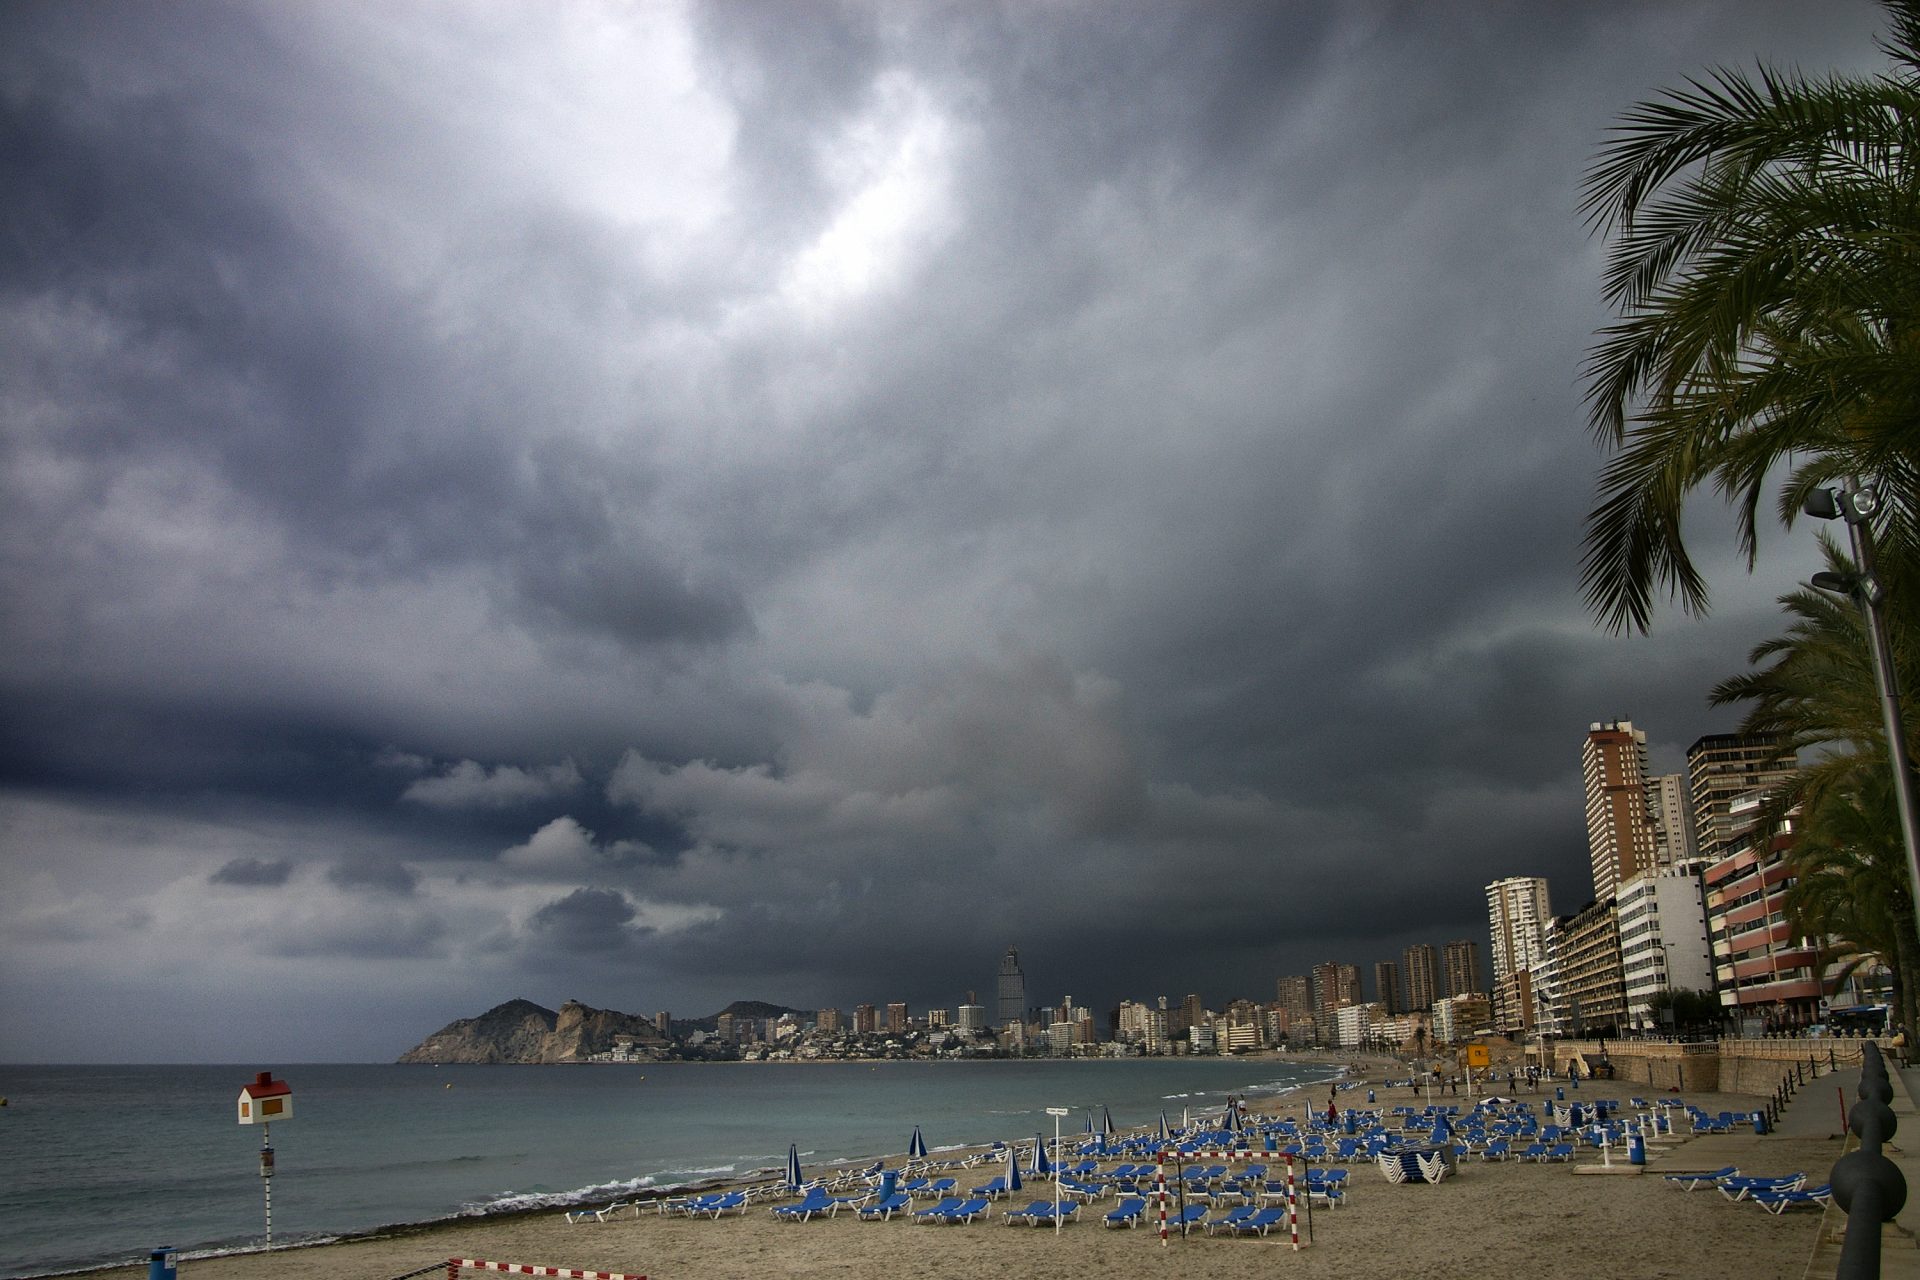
[38,1056,1381,1279]
[43,1057,1731,1280]
[57,1077,1830,1280]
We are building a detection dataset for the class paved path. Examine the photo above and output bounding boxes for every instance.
[1766,1055,1920,1277]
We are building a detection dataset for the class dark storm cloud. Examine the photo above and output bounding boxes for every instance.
[328,857,420,897]
[210,857,292,887]
[0,0,1893,1058]
[527,887,650,955]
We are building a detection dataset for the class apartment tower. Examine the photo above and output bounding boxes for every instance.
[1441,939,1482,997]
[1401,944,1438,1011]
[1686,733,1797,859]
[1373,960,1401,1014]
[996,946,1027,1028]
[1583,720,1662,900]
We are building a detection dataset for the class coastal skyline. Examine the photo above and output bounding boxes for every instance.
[0,1,1890,1062]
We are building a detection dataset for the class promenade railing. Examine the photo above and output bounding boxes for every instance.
[1830,1041,1906,1280]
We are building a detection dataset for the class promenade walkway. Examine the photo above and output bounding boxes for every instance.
[1761,1054,1920,1278]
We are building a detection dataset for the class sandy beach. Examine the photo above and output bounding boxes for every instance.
[73,1085,1846,1280]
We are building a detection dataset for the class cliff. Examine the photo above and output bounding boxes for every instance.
[396,998,666,1064]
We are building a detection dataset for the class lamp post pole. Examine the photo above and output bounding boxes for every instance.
[1806,482,1920,947]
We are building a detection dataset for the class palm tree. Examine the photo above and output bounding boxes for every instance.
[1580,0,1920,634]
[1709,540,1920,1028]
[1781,768,1916,1034]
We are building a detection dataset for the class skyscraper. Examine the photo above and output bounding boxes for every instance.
[1373,960,1401,1014]
[995,946,1027,1028]
[1312,962,1361,1014]
[1583,720,1662,900]
[1485,877,1552,982]
[1441,939,1481,997]
[1485,876,1552,1035]
[1401,944,1438,1011]
[1646,772,1699,866]
[1275,975,1313,1025]
[1686,733,1797,859]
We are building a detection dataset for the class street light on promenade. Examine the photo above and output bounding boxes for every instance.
[1803,482,1920,948]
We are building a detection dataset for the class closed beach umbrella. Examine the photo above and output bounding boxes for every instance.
[1100,1105,1115,1137]
[1157,1111,1171,1143]
[1007,1141,1023,1193]
[1028,1131,1053,1178]
[785,1143,804,1192]
[1219,1097,1241,1132]
[908,1125,927,1160]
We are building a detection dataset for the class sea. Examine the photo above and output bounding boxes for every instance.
[0,1057,1345,1278]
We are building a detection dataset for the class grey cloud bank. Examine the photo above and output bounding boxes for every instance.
[0,0,1886,1061]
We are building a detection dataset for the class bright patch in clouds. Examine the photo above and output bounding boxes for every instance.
[401,759,583,808]
[783,70,963,315]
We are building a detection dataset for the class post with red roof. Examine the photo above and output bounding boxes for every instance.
[237,1071,293,1245]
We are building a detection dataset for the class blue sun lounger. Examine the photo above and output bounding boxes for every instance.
[1203,1205,1257,1235]
[773,1189,839,1221]
[1003,1199,1052,1225]
[1104,1196,1148,1228]
[857,1192,912,1220]
[936,1197,991,1224]
[565,1199,638,1223]
[1749,1182,1832,1214]
[1718,1173,1805,1202]
[1663,1164,1739,1190]
[1227,1206,1291,1237]
[911,1196,965,1223]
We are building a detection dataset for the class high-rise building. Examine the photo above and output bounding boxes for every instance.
[1541,901,1626,1036]
[853,1003,877,1034]
[1617,868,1713,1029]
[1647,772,1699,867]
[1485,877,1552,1036]
[1373,961,1401,1014]
[996,946,1027,1028]
[1485,877,1552,982]
[1583,720,1663,900]
[1687,733,1797,859]
[1401,945,1438,1011]
[1441,940,1481,997]
[886,1002,908,1033]
[1275,975,1314,1025]
[653,1010,671,1037]
[955,1002,985,1032]
[1311,962,1361,1014]
[1704,790,1825,1027]
[816,1007,841,1033]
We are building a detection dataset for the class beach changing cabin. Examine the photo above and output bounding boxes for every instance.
[237,1072,292,1124]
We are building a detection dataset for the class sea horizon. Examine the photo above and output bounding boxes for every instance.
[0,1056,1352,1277]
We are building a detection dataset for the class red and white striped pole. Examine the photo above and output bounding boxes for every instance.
[451,1261,645,1280]
[1286,1154,1298,1251]
[1156,1150,1168,1246]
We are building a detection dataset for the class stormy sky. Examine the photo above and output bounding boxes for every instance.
[0,1,1890,1062]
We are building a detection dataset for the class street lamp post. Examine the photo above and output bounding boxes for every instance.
[1804,482,1920,948]
[1045,1107,1070,1234]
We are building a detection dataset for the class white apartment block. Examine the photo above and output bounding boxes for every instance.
[1617,869,1715,1029]
[1334,1002,1379,1048]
